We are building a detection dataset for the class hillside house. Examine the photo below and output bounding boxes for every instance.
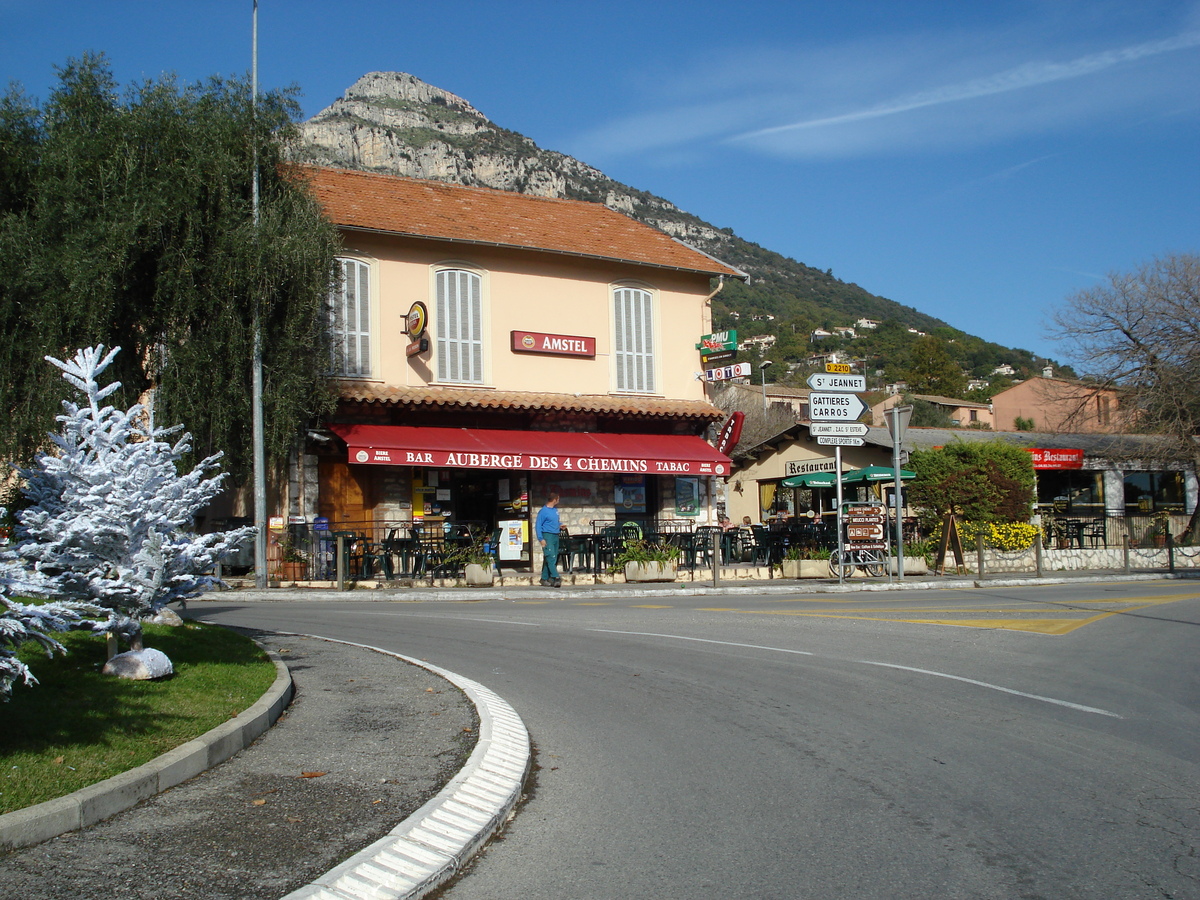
[871,393,994,429]
[990,377,1132,433]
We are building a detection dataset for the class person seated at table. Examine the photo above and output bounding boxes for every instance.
[718,513,736,531]
[741,515,753,526]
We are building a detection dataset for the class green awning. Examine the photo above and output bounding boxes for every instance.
[781,470,840,488]
[840,465,914,485]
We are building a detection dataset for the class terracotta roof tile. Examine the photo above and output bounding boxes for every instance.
[298,166,743,278]
[337,383,723,420]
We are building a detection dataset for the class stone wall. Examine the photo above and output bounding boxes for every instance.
[965,545,1200,573]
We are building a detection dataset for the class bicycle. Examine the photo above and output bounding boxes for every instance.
[828,544,887,578]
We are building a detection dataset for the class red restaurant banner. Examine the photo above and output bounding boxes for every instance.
[1028,448,1084,470]
[330,424,730,477]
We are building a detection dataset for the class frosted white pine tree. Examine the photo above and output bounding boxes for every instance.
[15,346,254,637]
[0,511,102,699]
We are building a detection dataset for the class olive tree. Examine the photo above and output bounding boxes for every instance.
[0,54,340,481]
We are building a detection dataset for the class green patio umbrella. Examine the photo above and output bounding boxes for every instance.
[781,470,840,488]
[840,465,915,485]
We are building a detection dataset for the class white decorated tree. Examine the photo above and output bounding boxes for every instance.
[14,346,254,648]
[0,511,103,699]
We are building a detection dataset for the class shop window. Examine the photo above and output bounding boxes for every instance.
[613,285,655,393]
[1037,470,1104,515]
[328,257,371,377]
[436,268,484,384]
[1123,471,1184,513]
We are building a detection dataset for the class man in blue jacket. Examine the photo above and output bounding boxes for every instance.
[535,492,562,587]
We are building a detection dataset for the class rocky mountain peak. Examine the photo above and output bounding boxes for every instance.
[291,71,956,348]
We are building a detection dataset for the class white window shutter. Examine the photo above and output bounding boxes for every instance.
[614,287,654,393]
[437,269,483,384]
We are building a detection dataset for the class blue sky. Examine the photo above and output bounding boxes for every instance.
[3,1,1197,363]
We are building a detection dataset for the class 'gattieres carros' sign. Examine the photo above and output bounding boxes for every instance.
[511,330,596,357]
[329,424,730,476]
[1028,448,1084,469]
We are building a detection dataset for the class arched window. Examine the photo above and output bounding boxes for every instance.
[436,268,484,384]
[613,285,655,393]
[328,257,371,377]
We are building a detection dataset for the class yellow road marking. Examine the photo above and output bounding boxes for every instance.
[631,604,672,609]
[706,593,1195,635]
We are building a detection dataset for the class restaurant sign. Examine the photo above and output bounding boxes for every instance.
[511,330,596,357]
[1028,448,1084,470]
[352,447,725,476]
[785,459,838,477]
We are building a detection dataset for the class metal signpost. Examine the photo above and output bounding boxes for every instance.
[886,405,913,578]
[807,364,868,584]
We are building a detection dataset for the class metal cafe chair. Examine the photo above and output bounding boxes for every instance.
[412,524,446,578]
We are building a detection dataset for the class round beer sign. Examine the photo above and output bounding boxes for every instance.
[405,301,428,337]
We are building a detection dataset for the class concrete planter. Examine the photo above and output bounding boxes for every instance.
[624,561,678,583]
[889,558,929,575]
[464,563,495,586]
[781,559,829,578]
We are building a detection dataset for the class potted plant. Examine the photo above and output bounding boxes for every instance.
[610,539,681,582]
[277,536,308,582]
[1149,511,1172,548]
[445,538,496,585]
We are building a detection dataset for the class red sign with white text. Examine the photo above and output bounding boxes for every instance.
[1029,448,1084,470]
[511,331,596,357]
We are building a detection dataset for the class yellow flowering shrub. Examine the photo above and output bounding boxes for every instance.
[986,522,1039,551]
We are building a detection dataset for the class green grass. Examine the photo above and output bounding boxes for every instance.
[1,622,276,814]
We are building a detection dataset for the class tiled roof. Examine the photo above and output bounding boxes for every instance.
[336,383,724,420]
[298,166,743,278]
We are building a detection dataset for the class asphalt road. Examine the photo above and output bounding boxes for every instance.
[196,580,1200,900]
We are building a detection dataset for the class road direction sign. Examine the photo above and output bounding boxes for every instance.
[807,372,866,392]
[817,435,864,446]
[808,422,869,437]
[809,392,867,421]
[826,362,852,374]
[847,523,884,540]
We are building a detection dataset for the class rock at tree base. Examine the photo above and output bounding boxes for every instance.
[148,608,184,627]
[103,648,174,680]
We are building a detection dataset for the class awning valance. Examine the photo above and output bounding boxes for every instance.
[328,424,731,477]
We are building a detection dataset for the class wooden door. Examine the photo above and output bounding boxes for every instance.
[318,458,374,533]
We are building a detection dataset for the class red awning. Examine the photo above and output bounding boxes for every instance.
[328,424,731,477]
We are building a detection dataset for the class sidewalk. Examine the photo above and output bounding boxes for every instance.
[217,564,1200,603]
[0,630,529,900]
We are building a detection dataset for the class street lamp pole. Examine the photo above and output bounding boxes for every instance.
[251,0,267,588]
[760,359,773,413]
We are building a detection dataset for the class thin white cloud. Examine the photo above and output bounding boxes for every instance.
[733,31,1200,143]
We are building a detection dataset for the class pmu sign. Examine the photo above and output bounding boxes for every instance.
[696,330,737,353]
[809,392,867,421]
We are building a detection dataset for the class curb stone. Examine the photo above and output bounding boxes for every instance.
[277,636,530,900]
[0,642,294,853]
